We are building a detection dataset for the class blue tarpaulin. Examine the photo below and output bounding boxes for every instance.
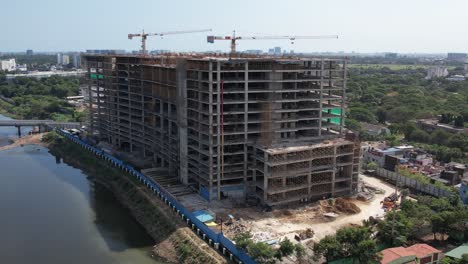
[192,210,214,223]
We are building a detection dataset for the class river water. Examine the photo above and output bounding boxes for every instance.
[0,114,163,264]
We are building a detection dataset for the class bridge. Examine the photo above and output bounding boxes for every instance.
[0,120,82,136]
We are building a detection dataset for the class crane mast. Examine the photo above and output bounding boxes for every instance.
[207,31,339,54]
[128,28,212,55]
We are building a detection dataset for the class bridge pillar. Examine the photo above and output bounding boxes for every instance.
[16,126,21,137]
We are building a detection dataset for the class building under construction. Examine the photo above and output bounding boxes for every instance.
[83,53,361,206]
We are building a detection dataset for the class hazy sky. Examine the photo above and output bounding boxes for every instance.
[3,0,468,53]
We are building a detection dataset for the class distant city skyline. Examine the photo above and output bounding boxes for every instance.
[3,0,468,53]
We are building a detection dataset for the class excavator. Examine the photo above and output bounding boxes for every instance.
[380,193,400,210]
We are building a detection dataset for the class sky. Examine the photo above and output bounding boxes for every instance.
[2,0,468,53]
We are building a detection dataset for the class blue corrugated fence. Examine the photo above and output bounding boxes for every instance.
[55,129,256,264]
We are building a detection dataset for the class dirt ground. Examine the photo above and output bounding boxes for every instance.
[178,174,396,245]
[0,133,46,152]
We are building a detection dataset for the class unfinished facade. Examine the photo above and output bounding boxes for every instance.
[83,53,361,206]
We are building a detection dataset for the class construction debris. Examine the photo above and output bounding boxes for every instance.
[320,198,361,215]
[294,228,315,241]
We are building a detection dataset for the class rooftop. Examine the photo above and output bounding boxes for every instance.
[256,137,353,155]
[82,52,349,62]
[445,243,468,259]
[380,244,440,264]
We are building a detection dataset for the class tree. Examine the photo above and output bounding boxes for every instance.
[275,238,295,260]
[295,244,305,259]
[233,231,253,250]
[367,162,378,170]
[454,115,464,127]
[345,118,362,131]
[313,235,342,262]
[349,107,377,123]
[248,242,276,264]
[355,240,382,264]
[409,129,430,143]
[431,129,452,146]
[314,227,381,263]
[431,211,453,241]
[377,211,413,247]
[376,108,387,123]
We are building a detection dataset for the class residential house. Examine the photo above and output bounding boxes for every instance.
[380,244,443,264]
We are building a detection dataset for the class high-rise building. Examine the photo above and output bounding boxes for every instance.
[26,50,33,55]
[57,53,63,65]
[72,53,81,68]
[83,54,361,206]
[57,53,70,65]
[447,53,467,62]
[62,55,70,65]
[0,58,16,72]
[274,47,281,55]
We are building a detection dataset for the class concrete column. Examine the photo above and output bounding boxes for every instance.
[331,146,337,196]
[243,62,249,199]
[215,61,221,200]
[263,152,268,202]
[176,60,188,184]
[340,59,347,135]
[208,62,214,194]
[318,59,324,136]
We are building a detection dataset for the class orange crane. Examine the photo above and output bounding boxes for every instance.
[128,28,212,55]
[207,30,338,54]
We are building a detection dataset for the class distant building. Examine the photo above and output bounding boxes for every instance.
[26,49,33,55]
[361,122,390,137]
[274,47,281,55]
[57,53,62,65]
[62,55,70,65]
[447,52,467,62]
[426,66,449,79]
[72,53,81,68]
[267,48,274,55]
[57,53,70,65]
[16,64,27,72]
[385,52,398,58]
[0,58,16,72]
[440,162,468,185]
[244,49,263,55]
[86,49,126,55]
[464,63,468,77]
[446,74,465,81]
[363,146,409,168]
[380,243,443,264]
[417,118,468,134]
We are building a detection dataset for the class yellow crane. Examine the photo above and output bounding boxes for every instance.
[207,30,338,54]
[128,28,212,55]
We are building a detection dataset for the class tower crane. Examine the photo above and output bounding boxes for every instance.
[128,28,212,55]
[207,30,338,54]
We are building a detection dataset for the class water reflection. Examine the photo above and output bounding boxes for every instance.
[0,116,163,264]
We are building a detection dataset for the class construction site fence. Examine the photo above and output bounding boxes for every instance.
[374,167,452,198]
[55,128,256,264]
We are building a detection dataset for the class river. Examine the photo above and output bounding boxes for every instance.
[0,114,164,264]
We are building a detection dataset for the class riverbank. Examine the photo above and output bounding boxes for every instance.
[0,133,46,152]
[42,132,227,264]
